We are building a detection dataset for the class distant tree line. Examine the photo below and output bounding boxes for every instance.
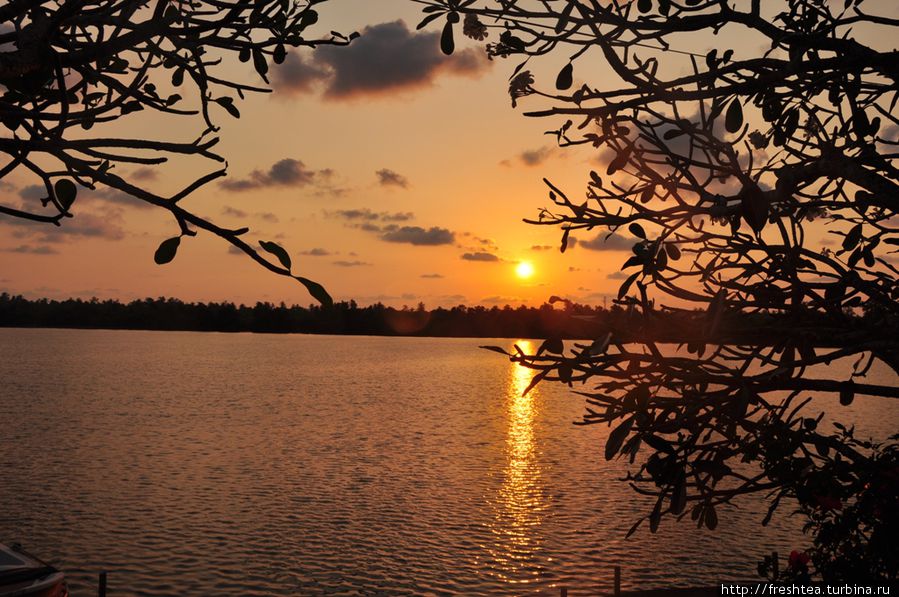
[0,292,868,344]
[0,292,596,337]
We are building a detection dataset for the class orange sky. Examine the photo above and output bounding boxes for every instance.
[1,1,895,308]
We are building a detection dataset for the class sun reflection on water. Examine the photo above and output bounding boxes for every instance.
[486,340,550,584]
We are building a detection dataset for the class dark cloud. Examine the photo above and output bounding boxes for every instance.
[381,226,454,246]
[130,167,158,181]
[607,271,629,280]
[332,260,372,267]
[519,146,554,167]
[3,244,58,255]
[3,209,127,243]
[88,187,154,210]
[300,248,331,256]
[329,208,414,223]
[461,251,500,262]
[271,52,329,94]
[19,185,45,200]
[311,21,490,99]
[222,206,248,218]
[327,208,455,247]
[221,158,321,191]
[376,168,409,189]
[421,273,444,279]
[580,233,639,251]
[531,244,553,251]
[58,213,126,240]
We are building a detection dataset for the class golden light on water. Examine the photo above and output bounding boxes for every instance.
[487,340,549,583]
[515,261,535,280]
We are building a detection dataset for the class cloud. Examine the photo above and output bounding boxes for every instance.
[381,226,454,246]
[481,295,525,305]
[3,244,58,255]
[327,208,455,247]
[19,185,45,200]
[18,182,154,211]
[519,146,554,167]
[329,208,414,223]
[3,209,127,243]
[421,273,444,279]
[257,212,279,223]
[376,168,409,189]
[580,233,639,251]
[271,52,329,94]
[332,260,372,267]
[130,167,158,181]
[222,206,248,218]
[461,251,500,262]
[300,247,331,256]
[221,158,323,191]
[294,21,489,99]
[531,237,576,251]
[607,271,629,280]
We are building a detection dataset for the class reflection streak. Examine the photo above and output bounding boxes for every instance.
[487,340,549,584]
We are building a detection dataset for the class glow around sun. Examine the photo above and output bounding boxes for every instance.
[515,261,535,279]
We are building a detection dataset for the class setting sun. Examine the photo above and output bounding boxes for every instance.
[515,261,535,280]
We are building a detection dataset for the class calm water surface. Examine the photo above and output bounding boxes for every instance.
[1,329,896,595]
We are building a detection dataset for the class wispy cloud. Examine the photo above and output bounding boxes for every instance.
[2,244,59,255]
[328,208,414,223]
[580,234,639,251]
[381,226,454,246]
[300,248,331,256]
[376,168,409,189]
[3,209,126,243]
[222,206,248,218]
[332,260,372,267]
[221,158,325,192]
[461,251,500,262]
[519,146,554,167]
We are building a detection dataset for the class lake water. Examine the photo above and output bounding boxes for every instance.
[1,329,896,596]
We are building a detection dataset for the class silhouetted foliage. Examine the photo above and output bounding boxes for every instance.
[0,291,637,338]
[0,0,348,305]
[419,0,899,583]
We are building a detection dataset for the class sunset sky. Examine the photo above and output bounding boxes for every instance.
[1,0,894,307]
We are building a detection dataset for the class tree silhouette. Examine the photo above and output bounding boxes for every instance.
[0,0,346,305]
[421,0,899,583]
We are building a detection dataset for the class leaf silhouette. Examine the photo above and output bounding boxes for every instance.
[725,99,744,133]
[294,276,333,307]
[605,417,634,460]
[154,236,181,265]
[440,20,455,55]
[629,222,647,239]
[555,62,573,90]
[260,240,291,270]
[54,179,77,210]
